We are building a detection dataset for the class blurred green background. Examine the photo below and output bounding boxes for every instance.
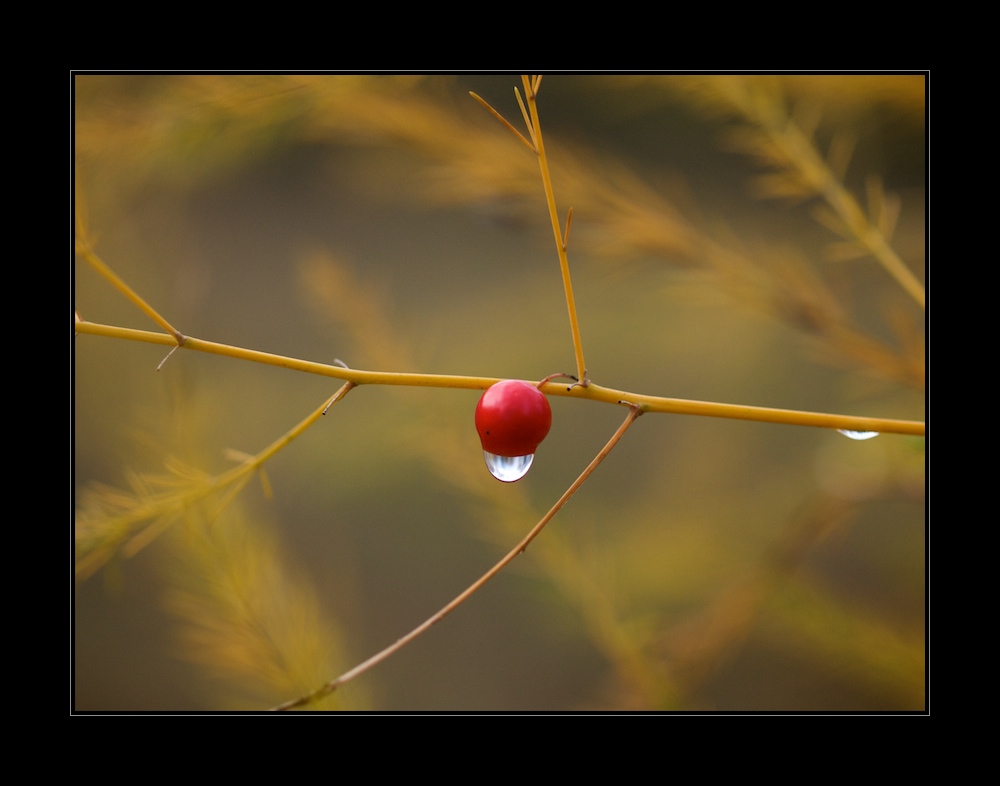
[74,75,925,711]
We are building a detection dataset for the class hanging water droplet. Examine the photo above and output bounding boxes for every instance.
[483,451,534,482]
[837,429,880,440]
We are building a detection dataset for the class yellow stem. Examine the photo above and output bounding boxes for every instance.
[272,404,644,710]
[219,382,355,480]
[75,319,925,436]
[76,247,187,345]
[524,74,588,384]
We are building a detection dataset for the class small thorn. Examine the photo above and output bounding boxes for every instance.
[323,381,356,414]
[537,372,577,390]
[326,359,351,411]
[617,399,644,416]
[562,207,574,250]
[156,344,181,371]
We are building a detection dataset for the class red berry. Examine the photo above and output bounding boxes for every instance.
[475,380,552,458]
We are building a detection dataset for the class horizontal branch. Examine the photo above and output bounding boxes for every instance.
[75,319,925,437]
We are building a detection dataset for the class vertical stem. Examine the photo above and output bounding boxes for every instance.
[524,75,588,384]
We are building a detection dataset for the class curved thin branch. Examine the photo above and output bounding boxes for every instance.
[271,405,644,710]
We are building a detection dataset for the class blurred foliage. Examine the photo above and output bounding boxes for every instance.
[75,74,925,711]
[164,499,356,710]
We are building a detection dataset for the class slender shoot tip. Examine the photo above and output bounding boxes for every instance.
[513,87,538,152]
[562,207,574,250]
[470,91,536,154]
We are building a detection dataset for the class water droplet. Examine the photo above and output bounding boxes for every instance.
[483,451,534,482]
[837,430,880,440]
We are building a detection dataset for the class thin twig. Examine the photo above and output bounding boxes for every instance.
[322,378,354,414]
[75,190,187,346]
[562,207,574,251]
[156,344,181,371]
[536,372,577,390]
[271,404,645,710]
[469,92,536,154]
[77,246,188,347]
[524,74,588,384]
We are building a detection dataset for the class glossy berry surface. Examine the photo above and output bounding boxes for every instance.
[475,380,552,458]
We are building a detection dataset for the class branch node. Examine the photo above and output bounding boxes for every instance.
[618,399,644,417]
[323,381,356,415]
